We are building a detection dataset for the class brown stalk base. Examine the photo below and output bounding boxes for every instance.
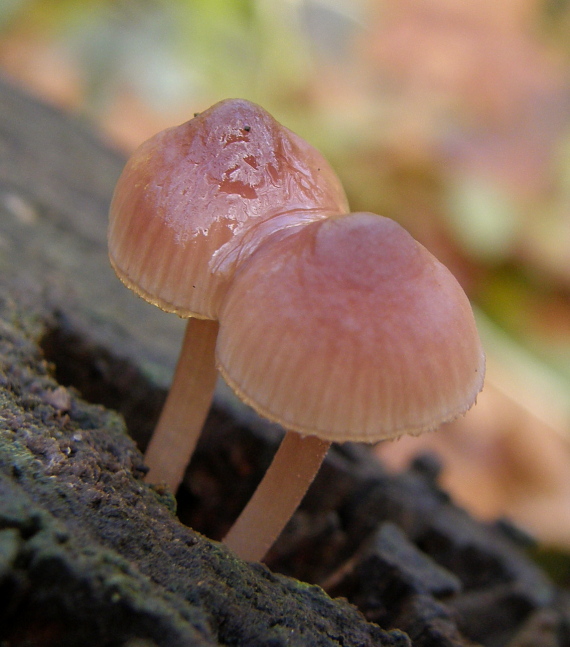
[223,431,331,562]
[144,317,219,492]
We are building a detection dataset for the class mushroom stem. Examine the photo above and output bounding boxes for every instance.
[144,317,219,492]
[223,431,331,562]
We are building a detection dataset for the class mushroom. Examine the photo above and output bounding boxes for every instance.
[108,99,348,492]
[218,212,485,561]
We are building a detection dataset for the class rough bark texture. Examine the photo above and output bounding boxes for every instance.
[1,74,570,646]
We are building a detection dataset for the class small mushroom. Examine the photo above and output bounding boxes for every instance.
[218,212,485,561]
[108,99,348,491]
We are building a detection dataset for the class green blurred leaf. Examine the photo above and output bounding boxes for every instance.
[445,175,520,263]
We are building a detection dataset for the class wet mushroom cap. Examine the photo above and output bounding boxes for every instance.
[108,98,349,319]
[216,212,485,441]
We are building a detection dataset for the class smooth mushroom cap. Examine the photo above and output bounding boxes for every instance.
[216,212,485,442]
[108,98,349,319]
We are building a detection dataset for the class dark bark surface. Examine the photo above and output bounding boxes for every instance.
[0,74,569,646]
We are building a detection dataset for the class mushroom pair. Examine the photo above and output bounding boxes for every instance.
[109,99,485,562]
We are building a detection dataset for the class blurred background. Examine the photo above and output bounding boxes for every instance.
[1,0,570,553]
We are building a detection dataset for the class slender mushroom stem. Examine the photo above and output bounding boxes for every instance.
[144,317,219,492]
[223,431,331,562]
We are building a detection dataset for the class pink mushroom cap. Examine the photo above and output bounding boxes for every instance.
[108,99,348,320]
[216,212,485,442]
